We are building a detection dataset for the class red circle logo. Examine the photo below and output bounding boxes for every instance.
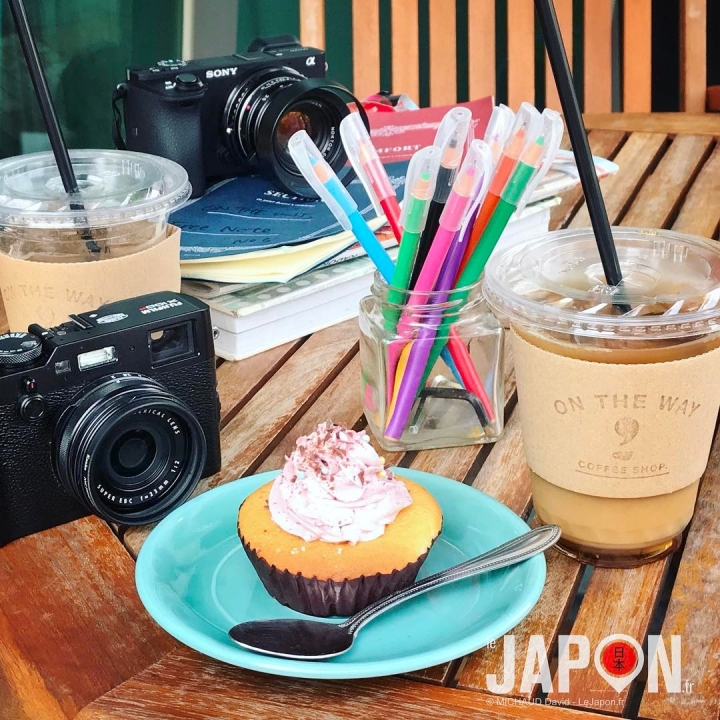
[600,640,639,677]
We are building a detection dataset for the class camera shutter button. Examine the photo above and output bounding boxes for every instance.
[175,73,201,91]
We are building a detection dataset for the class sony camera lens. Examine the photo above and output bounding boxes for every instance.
[53,374,207,525]
[223,67,363,197]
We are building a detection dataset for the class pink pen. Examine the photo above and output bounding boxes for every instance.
[398,140,487,328]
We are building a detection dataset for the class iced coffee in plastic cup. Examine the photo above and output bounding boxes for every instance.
[484,227,720,567]
[0,149,190,329]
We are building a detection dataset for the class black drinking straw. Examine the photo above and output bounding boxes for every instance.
[534,0,624,290]
[7,0,100,254]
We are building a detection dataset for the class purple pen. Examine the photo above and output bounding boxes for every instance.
[385,142,494,440]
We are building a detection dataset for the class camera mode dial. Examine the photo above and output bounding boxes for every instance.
[0,332,42,366]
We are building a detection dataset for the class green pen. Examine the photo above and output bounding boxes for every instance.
[416,123,560,391]
[383,147,442,330]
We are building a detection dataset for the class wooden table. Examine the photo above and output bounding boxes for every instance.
[2,115,719,720]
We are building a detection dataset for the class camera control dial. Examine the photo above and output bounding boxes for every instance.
[0,332,42,366]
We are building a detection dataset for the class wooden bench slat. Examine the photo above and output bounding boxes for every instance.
[584,113,720,137]
[217,339,303,427]
[544,0,573,112]
[583,0,613,113]
[123,320,359,557]
[300,0,326,49]
[507,0,536,109]
[428,0,457,106]
[352,0,381,99]
[637,434,720,719]
[549,130,627,231]
[468,0,496,101]
[680,0,708,112]
[76,646,618,720]
[622,0,652,112]
[620,135,714,229]
[0,518,176,720]
[671,143,720,239]
[391,0,420,101]
[547,561,668,713]
[569,132,667,228]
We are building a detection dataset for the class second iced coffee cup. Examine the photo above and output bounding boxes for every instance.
[484,227,720,567]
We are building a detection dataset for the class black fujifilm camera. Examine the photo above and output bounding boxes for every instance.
[0,291,221,547]
[113,35,365,197]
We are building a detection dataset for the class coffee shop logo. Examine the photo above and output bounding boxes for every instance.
[613,417,639,460]
[485,634,687,695]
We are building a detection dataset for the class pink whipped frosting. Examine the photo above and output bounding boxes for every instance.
[268,422,412,543]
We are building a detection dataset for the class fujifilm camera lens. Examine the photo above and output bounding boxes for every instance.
[54,374,207,525]
[223,66,361,196]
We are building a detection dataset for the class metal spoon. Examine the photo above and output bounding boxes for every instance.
[229,524,561,660]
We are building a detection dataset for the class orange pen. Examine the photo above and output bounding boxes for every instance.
[457,104,543,278]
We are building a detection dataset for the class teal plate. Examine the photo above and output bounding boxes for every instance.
[135,468,546,679]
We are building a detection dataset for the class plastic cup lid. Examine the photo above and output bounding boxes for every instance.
[0,149,190,228]
[483,227,720,340]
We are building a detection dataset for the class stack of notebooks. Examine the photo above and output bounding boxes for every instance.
[174,100,617,361]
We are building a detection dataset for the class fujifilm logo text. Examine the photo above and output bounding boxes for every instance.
[206,68,238,79]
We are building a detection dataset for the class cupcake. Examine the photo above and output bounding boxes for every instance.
[238,422,442,616]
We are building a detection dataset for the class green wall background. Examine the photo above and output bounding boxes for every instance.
[0,0,182,158]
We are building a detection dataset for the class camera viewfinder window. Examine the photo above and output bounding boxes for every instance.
[149,322,195,366]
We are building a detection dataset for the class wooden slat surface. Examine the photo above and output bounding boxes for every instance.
[352,0,381,99]
[0,518,176,720]
[671,143,720,238]
[549,129,627,231]
[569,132,667,228]
[391,0,420,102]
[680,0,708,112]
[467,0,496,102]
[76,647,615,720]
[507,0,536,108]
[544,0,572,112]
[428,0,456,106]
[638,428,720,719]
[299,0,326,49]
[583,0,613,113]
[622,0,652,112]
[620,135,714,228]
[584,113,720,137]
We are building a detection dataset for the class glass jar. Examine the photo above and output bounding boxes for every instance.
[359,273,505,451]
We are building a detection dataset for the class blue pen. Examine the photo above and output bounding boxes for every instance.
[288,130,464,386]
[288,131,395,281]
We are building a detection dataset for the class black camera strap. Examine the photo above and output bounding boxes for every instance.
[111,84,128,150]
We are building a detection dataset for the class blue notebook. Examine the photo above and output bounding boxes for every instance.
[172,162,408,261]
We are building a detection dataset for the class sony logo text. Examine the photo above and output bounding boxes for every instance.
[205,68,238,79]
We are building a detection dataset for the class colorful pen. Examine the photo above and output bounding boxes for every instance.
[340,112,403,242]
[385,146,442,322]
[384,141,495,439]
[409,107,471,288]
[288,130,395,281]
[408,140,488,300]
[414,110,565,395]
[457,103,543,278]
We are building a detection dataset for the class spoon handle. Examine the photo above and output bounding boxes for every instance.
[341,524,560,634]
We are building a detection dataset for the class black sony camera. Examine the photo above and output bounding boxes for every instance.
[0,291,221,547]
[112,35,365,198]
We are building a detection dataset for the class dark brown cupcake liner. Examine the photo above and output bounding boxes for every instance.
[240,534,438,617]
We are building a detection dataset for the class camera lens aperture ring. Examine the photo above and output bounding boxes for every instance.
[53,373,207,525]
[223,67,305,165]
[223,68,364,197]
